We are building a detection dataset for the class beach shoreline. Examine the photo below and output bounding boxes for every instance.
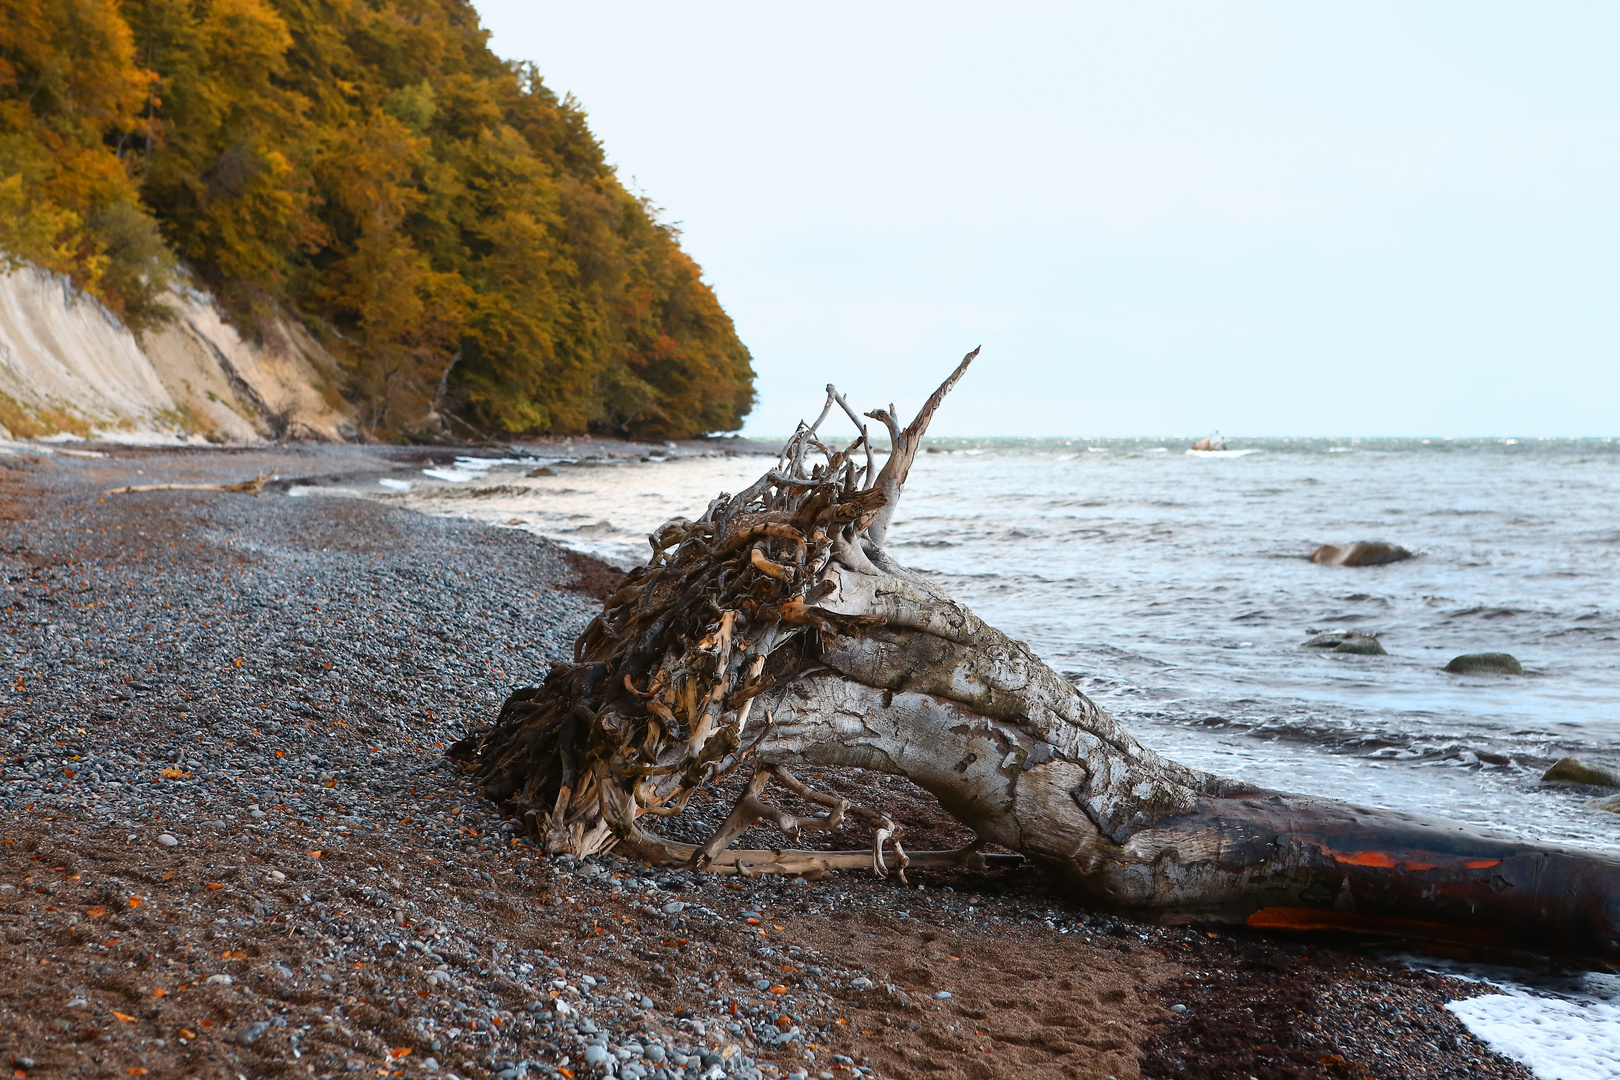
[0,442,1536,1080]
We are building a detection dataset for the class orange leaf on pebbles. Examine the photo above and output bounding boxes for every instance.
[390,1048,411,1059]
[206,883,223,890]
[127,897,142,909]
[87,906,107,919]
[308,850,322,859]
[112,1011,135,1022]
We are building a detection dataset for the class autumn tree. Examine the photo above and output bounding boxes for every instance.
[2,0,756,436]
[0,0,172,327]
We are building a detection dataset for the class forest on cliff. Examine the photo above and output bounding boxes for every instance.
[0,0,754,438]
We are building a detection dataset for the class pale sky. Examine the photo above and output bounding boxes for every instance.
[473,2,1620,437]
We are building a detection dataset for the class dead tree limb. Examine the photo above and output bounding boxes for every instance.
[458,349,1620,958]
[105,472,269,496]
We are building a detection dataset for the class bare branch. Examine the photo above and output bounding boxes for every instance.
[864,346,980,545]
[827,384,874,485]
[805,388,838,436]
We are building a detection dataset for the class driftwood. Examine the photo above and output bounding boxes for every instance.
[106,472,270,496]
[459,351,1620,958]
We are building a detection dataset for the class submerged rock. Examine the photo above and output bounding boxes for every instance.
[1301,631,1386,655]
[1309,541,1414,567]
[1444,652,1523,676]
[1542,757,1620,788]
[1588,794,1620,814]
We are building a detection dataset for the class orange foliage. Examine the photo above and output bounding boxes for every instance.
[0,0,755,436]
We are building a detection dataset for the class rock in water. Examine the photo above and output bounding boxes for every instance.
[1301,631,1387,655]
[1309,541,1414,567]
[1542,757,1620,788]
[1444,652,1523,675]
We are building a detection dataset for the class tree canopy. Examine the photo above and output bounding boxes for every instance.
[0,0,755,438]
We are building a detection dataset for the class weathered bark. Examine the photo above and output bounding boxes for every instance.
[459,351,1620,959]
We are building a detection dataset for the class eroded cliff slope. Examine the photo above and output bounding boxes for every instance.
[0,265,355,444]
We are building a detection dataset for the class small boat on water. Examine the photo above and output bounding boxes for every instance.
[1187,431,1258,457]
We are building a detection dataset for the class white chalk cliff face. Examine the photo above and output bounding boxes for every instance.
[0,262,356,444]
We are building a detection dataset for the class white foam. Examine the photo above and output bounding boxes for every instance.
[1447,991,1620,1080]
[421,468,474,483]
[378,478,411,491]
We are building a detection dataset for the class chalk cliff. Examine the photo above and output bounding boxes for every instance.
[0,264,356,444]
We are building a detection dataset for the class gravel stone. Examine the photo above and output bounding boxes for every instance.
[0,443,1536,1080]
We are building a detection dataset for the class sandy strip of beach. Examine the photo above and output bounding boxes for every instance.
[0,443,1532,1080]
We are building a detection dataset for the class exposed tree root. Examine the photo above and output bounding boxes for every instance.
[458,349,1620,959]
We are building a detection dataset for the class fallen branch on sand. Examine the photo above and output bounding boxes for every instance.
[105,471,270,496]
[458,350,1620,958]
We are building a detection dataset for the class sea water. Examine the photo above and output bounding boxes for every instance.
[352,436,1620,1077]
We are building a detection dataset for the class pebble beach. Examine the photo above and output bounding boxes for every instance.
[0,442,1544,1080]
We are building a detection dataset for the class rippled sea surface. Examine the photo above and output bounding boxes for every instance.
[369,437,1620,852]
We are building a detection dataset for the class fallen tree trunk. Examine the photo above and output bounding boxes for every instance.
[457,350,1620,958]
[105,472,270,496]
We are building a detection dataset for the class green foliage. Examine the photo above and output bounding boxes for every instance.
[0,0,755,437]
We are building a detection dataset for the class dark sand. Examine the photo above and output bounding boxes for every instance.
[0,443,1536,1080]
